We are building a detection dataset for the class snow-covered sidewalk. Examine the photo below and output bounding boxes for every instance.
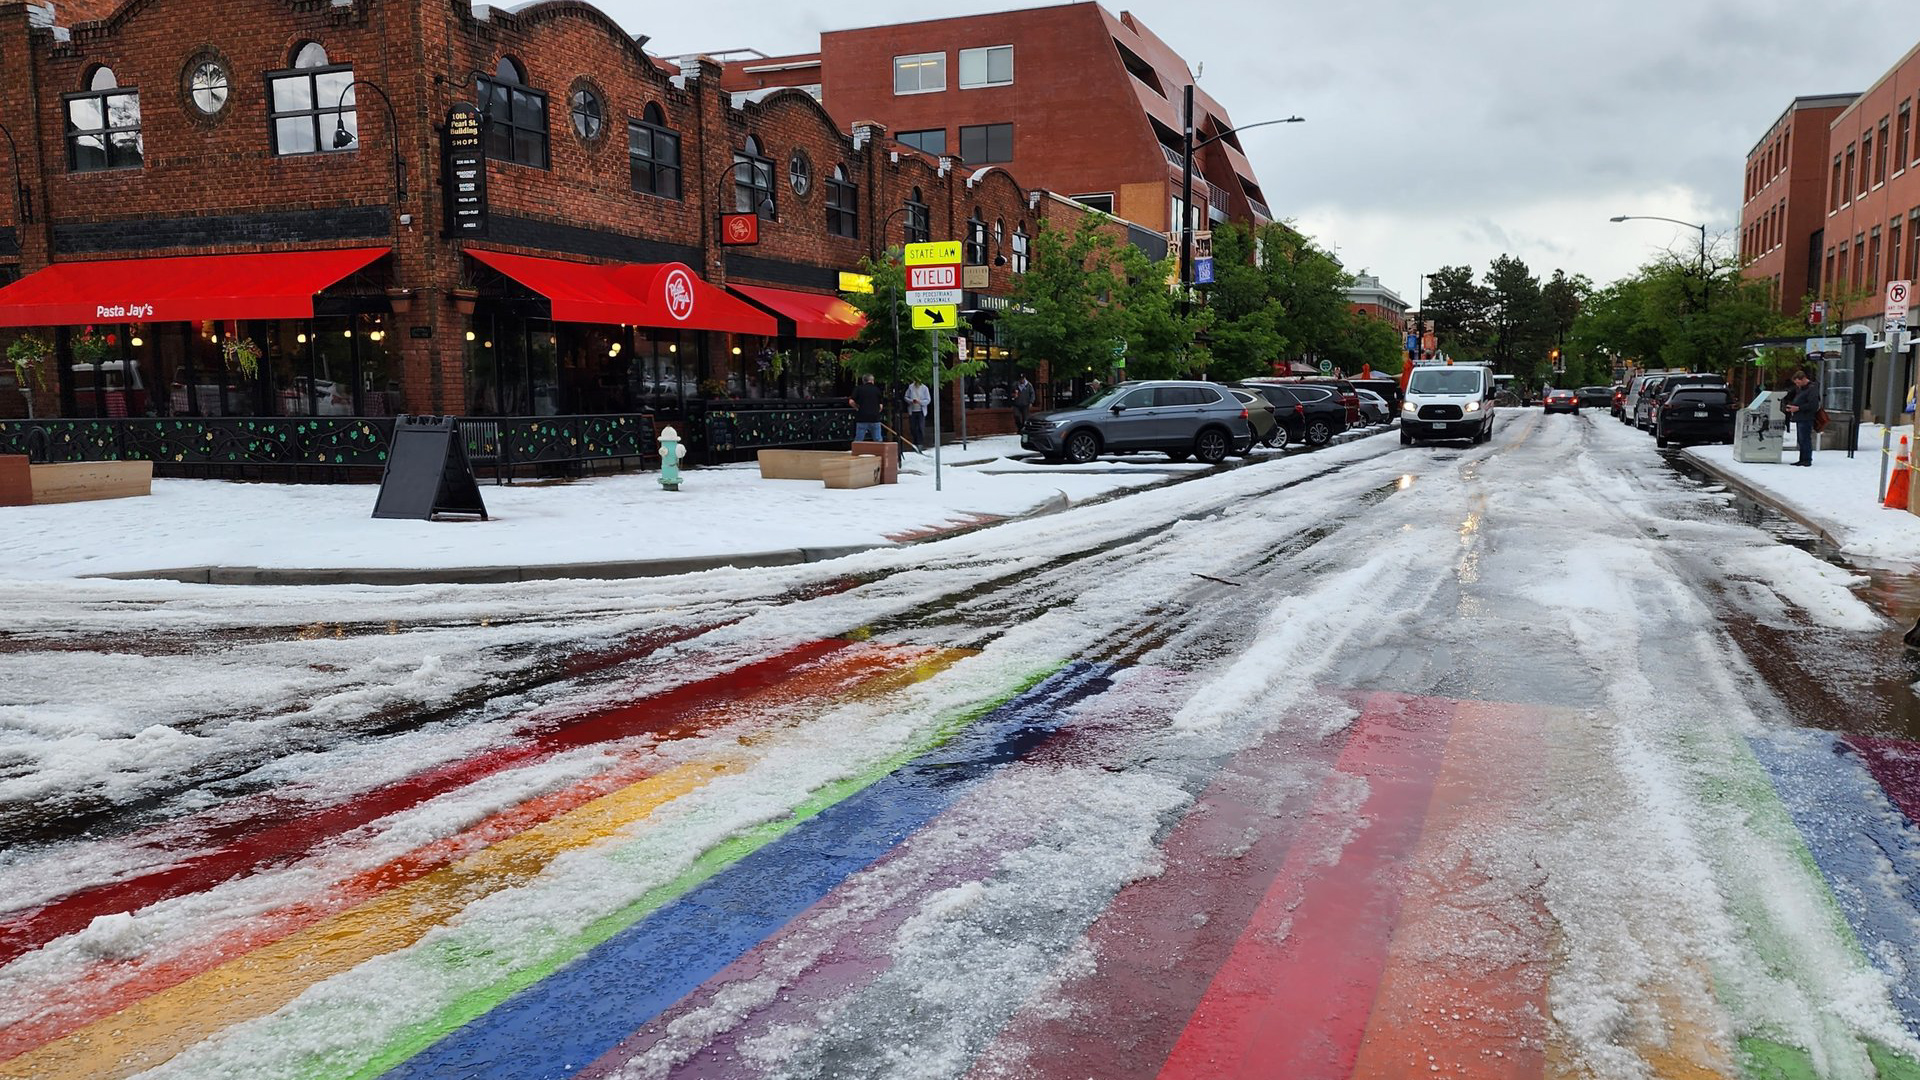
[1681,422,1920,563]
[0,435,1249,582]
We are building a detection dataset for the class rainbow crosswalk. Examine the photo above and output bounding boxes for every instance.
[4,639,1920,1079]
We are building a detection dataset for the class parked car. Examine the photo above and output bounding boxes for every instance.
[1349,376,1403,416]
[1021,380,1252,464]
[1543,388,1580,414]
[1267,377,1361,427]
[1401,364,1496,444]
[1576,385,1613,409]
[1355,388,1391,425]
[1227,388,1279,451]
[1239,381,1348,447]
[1637,373,1726,431]
[1632,375,1672,429]
[1624,373,1665,425]
[1655,385,1738,447]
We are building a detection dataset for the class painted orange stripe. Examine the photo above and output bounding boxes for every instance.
[1348,698,1550,1080]
[1,645,971,1080]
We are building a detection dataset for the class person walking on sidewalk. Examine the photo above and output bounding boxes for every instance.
[1012,375,1036,430]
[850,374,884,443]
[904,378,931,446]
[1783,368,1821,466]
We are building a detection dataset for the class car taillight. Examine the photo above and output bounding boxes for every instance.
[1295,404,1305,416]
[1239,408,1248,420]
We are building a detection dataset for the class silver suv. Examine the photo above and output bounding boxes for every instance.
[1021,380,1253,464]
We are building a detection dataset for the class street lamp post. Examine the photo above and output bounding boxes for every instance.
[1178,84,1301,309]
[0,122,30,225]
[331,80,407,209]
[877,203,918,439]
[1609,214,1707,310]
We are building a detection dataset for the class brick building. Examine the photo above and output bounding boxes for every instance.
[715,2,1274,237]
[1738,93,1856,313]
[1345,273,1407,332]
[0,0,1064,460]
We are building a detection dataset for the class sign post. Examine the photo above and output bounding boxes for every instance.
[905,241,961,490]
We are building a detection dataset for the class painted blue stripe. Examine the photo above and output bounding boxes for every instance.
[1749,730,1920,1036]
[382,661,1120,1080]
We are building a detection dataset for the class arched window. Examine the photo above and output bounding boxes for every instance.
[904,186,930,244]
[66,65,143,172]
[1012,222,1030,274]
[267,41,355,156]
[628,102,681,199]
[966,205,988,265]
[480,55,548,168]
[733,134,776,218]
[826,165,858,238]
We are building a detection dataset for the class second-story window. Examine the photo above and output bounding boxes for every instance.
[569,82,604,143]
[268,43,354,156]
[479,57,548,169]
[734,135,776,218]
[827,165,858,238]
[959,123,1012,164]
[958,45,1013,88]
[965,208,988,265]
[1012,224,1029,273]
[67,66,143,173]
[628,103,680,199]
[904,187,930,244]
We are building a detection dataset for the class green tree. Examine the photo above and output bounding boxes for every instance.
[1483,254,1543,376]
[1113,244,1208,380]
[1001,215,1129,381]
[1266,226,1352,368]
[1422,265,1488,357]
[1202,222,1286,381]
[1321,309,1406,375]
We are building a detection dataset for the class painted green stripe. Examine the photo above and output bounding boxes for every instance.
[334,665,1061,1080]
[1680,729,1920,1078]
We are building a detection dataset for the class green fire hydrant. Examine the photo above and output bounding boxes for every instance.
[658,424,687,491]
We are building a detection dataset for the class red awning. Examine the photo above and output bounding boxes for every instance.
[0,248,389,327]
[728,283,867,341]
[466,250,777,335]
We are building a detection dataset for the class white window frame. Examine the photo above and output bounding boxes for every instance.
[958,45,1013,89]
[893,52,946,95]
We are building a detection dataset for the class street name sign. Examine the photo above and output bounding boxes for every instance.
[912,304,957,329]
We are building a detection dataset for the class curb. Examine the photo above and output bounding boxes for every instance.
[1677,449,1849,550]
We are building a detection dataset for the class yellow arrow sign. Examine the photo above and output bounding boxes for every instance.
[911,304,957,330]
[904,240,962,266]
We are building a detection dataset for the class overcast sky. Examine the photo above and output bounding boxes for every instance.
[592,0,1912,307]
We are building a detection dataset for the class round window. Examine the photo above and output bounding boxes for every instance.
[187,57,229,117]
[789,148,812,197]
[569,85,603,142]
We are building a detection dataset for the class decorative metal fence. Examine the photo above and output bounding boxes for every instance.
[0,413,660,481]
[703,401,854,457]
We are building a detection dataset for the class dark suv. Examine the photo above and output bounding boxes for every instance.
[1021,381,1253,464]
[1236,381,1348,448]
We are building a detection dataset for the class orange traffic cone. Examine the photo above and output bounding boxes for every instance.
[1887,435,1912,509]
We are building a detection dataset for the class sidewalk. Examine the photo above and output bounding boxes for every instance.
[1681,423,1920,563]
[0,436,1237,585]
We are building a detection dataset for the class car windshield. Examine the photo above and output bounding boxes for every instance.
[1408,369,1482,394]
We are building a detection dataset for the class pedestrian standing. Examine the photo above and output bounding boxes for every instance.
[849,373,884,443]
[1783,368,1821,466]
[1012,375,1035,430]
[905,378,931,446]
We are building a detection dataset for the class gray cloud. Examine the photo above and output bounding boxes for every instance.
[590,0,1912,302]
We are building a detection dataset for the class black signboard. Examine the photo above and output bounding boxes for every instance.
[372,415,489,520]
[443,103,489,238]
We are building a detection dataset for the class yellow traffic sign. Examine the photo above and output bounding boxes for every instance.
[905,240,962,265]
[838,271,874,293]
[911,304,957,330]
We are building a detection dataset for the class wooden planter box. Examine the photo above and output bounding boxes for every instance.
[1,455,154,506]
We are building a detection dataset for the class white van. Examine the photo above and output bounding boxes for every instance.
[1400,364,1495,444]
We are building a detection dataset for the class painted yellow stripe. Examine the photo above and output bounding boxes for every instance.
[1,759,732,1080]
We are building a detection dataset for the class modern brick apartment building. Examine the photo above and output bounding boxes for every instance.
[0,0,1066,465]
[1739,93,1856,313]
[716,2,1274,237]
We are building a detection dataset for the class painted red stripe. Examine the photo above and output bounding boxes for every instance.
[971,705,1357,1080]
[0,638,847,968]
[1844,735,1920,826]
[1155,692,1456,1080]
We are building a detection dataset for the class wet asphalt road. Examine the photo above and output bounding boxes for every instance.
[3,409,1920,1079]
